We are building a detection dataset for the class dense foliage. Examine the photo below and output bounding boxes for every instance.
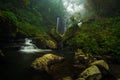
[0,0,120,62]
[0,0,66,37]
[64,16,120,62]
[88,0,120,17]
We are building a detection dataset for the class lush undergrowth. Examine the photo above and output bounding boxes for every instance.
[0,0,65,38]
[64,16,120,62]
[0,0,120,63]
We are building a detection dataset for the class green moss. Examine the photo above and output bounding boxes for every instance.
[0,10,17,24]
[65,17,120,57]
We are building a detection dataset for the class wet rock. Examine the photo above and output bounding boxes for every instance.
[75,49,89,65]
[34,36,57,49]
[33,37,48,49]
[78,65,102,80]
[31,53,74,80]
[31,53,64,72]
[60,76,73,80]
[48,28,62,43]
[97,64,117,80]
[0,50,4,57]
[118,78,120,80]
[91,60,109,70]
[46,40,57,49]
[48,61,73,80]
[76,78,85,80]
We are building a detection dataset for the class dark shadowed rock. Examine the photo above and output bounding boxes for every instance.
[60,76,73,80]
[34,37,57,49]
[74,49,89,65]
[0,49,4,57]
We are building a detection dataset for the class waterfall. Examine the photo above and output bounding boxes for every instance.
[20,38,51,53]
[56,17,68,34]
[64,19,67,32]
[56,17,60,32]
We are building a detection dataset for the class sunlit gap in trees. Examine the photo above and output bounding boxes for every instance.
[56,0,90,34]
[61,0,88,29]
[62,0,87,16]
[63,0,85,14]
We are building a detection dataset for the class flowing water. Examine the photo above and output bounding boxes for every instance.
[20,38,52,53]
[56,17,67,34]
[4,38,120,80]
[0,38,54,80]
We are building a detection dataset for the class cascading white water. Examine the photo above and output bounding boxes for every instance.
[56,17,60,32]
[64,19,67,32]
[25,38,33,45]
[56,17,67,34]
[20,38,51,53]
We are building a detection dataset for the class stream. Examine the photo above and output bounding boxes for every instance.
[0,38,74,80]
[1,38,120,80]
[0,38,53,80]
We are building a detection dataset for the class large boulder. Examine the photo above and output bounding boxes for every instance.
[31,53,74,80]
[77,65,102,80]
[31,53,64,72]
[91,60,109,70]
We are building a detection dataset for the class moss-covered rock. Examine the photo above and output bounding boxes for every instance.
[91,60,109,70]
[31,53,64,72]
[33,35,57,49]
[33,36,48,49]
[46,40,57,49]
[31,53,75,79]
[78,65,102,80]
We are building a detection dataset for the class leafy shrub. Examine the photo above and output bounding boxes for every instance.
[0,11,17,25]
[17,22,44,37]
[65,17,120,58]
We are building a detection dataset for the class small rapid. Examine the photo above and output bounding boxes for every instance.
[20,38,51,53]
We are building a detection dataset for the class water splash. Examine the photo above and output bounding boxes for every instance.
[20,38,51,53]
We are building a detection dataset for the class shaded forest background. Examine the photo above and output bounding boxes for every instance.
[0,0,65,37]
[0,0,120,63]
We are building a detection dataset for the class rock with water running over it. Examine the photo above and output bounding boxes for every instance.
[31,53,64,72]
[77,65,102,80]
